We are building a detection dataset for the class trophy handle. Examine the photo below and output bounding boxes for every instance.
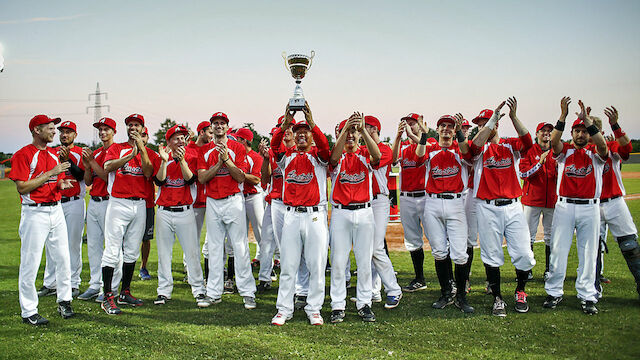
[308,50,315,69]
[281,51,289,71]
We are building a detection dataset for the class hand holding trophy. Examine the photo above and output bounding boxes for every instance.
[282,50,315,111]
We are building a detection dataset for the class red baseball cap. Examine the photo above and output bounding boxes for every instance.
[338,119,348,132]
[572,118,586,129]
[401,113,421,122]
[364,116,381,132]
[197,121,211,133]
[437,115,456,127]
[57,120,77,133]
[269,126,280,135]
[141,127,149,136]
[292,121,311,132]
[536,122,554,133]
[277,115,286,125]
[125,114,145,126]
[94,117,117,132]
[210,112,229,123]
[235,128,254,143]
[29,114,60,131]
[461,119,471,128]
[165,124,189,141]
[472,109,493,124]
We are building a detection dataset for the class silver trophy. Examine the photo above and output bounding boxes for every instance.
[282,50,315,111]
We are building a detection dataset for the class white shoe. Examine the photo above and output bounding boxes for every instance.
[307,312,323,325]
[243,296,257,310]
[372,293,382,303]
[271,312,292,326]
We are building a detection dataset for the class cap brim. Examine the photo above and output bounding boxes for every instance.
[210,116,229,123]
[51,117,62,125]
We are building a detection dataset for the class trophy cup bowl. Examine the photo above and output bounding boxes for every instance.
[282,51,315,110]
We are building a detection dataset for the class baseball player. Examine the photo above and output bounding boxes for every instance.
[519,122,557,281]
[391,113,429,292]
[11,115,74,325]
[415,114,474,313]
[461,118,478,293]
[197,112,257,309]
[100,114,160,315]
[270,103,330,326]
[78,118,122,301]
[153,125,206,306]
[139,127,156,281]
[363,115,403,306]
[544,98,608,315]
[467,97,536,317]
[39,121,86,298]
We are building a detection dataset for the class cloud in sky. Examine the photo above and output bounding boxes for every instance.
[0,14,89,25]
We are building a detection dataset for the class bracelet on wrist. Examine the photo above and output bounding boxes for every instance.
[611,123,621,131]
[419,133,428,145]
[586,124,599,136]
[456,130,465,143]
[554,121,565,131]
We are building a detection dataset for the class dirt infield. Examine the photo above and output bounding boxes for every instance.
[623,172,640,179]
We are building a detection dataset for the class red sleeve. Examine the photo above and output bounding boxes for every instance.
[619,142,633,161]
[470,141,483,156]
[8,150,28,181]
[188,152,199,173]
[311,125,330,162]
[378,143,393,168]
[234,142,248,173]
[146,148,161,177]
[197,143,211,170]
[271,128,284,152]
[104,143,120,162]
[520,133,533,152]
[519,148,534,173]
[251,154,263,177]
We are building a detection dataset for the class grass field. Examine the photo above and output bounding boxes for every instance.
[1,179,639,359]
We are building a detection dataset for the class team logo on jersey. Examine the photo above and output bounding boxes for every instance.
[285,170,313,184]
[402,159,417,169]
[165,177,186,188]
[603,163,610,174]
[338,170,366,184]
[273,167,283,179]
[483,156,512,169]
[35,171,59,184]
[120,163,144,176]
[565,164,593,178]
[431,165,460,179]
[215,167,230,177]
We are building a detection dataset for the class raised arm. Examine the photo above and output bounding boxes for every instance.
[330,115,354,166]
[415,119,430,158]
[551,96,570,155]
[358,115,381,166]
[605,106,630,147]
[154,146,170,183]
[473,101,506,148]
[391,121,406,164]
[579,101,608,159]
[454,113,470,155]
[258,139,272,186]
[507,97,528,137]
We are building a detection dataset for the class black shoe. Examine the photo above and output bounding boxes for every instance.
[330,309,345,324]
[101,292,122,315]
[118,290,143,307]
[294,295,307,310]
[432,293,454,309]
[599,275,611,284]
[37,286,56,297]
[154,295,168,305]
[454,294,475,313]
[57,300,75,319]
[542,295,563,309]
[514,291,529,313]
[492,297,507,317]
[22,313,49,326]
[402,279,427,292]
[257,281,272,293]
[581,300,598,315]
[357,304,376,322]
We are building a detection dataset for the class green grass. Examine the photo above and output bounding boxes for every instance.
[622,163,640,173]
[1,179,640,359]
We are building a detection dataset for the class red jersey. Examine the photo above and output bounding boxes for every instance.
[243,149,264,195]
[89,146,111,197]
[399,143,427,192]
[105,142,161,199]
[56,145,85,198]
[186,142,207,208]
[370,143,392,196]
[599,141,632,199]
[156,148,198,207]
[422,143,468,194]
[272,126,330,207]
[555,142,607,199]
[519,143,558,208]
[9,144,64,204]
[470,134,533,200]
[330,147,375,206]
[265,149,284,203]
[197,139,248,199]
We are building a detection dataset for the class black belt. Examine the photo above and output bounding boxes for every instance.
[161,205,191,212]
[400,191,426,198]
[373,194,387,200]
[429,193,463,200]
[559,197,598,205]
[334,203,371,210]
[600,195,622,203]
[125,197,143,201]
[486,198,518,206]
[91,196,110,202]
[27,201,59,207]
[287,206,319,213]
[214,193,238,201]
[61,196,80,203]
[244,193,259,198]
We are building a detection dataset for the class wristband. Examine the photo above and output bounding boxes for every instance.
[613,128,625,138]
[486,113,498,130]
[554,121,565,131]
[587,124,599,136]
[456,130,465,143]
[419,133,428,145]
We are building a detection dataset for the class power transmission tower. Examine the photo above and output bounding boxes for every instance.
[86,82,110,146]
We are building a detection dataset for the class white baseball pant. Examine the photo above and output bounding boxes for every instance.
[42,197,85,289]
[600,196,637,239]
[545,199,600,302]
[101,197,146,267]
[258,203,277,283]
[477,200,536,270]
[245,193,265,260]
[399,194,426,251]
[86,199,121,292]
[156,207,205,298]
[370,195,401,297]
[276,206,328,316]
[423,195,469,265]
[330,207,375,310]
[194,207,210,259]
[205,194,256,298]
[18,204,72,318]
[523,205,554,246]
[465,191,480,248]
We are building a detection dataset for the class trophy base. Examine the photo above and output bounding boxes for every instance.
[289,97,306,111]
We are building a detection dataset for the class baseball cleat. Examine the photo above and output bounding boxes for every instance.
[294,295,308,310]
[223,279,235,294]
[243,296,257,310]
[57,300,75,319]
[492,297,507,317]
[581,300,598,315]
[454,294,474,313]
[514,291,529,313]
[432,293,454,309]
[270,270,278,282]
[118,290,143,306]
[154,295,169,305]
[372,293,383,303]
[271,312,292,326]
[197,296,221,308]
[330,310,345,324]
[77,288,100,301]
[307,312,324,326]
[384,294,402,309]
[195,294,206,305]
[599,275,611,284]
[402,279,427,293]
[101,293,122,315]
[22,313,49,326]
[542,295,563,309]
[72,288,80,298]
[257,281,272,293]
[251,259,260,269]
[139,268,151,281]
[484,281,493,295]
[357,304,376,322]
[37,286,56,297]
